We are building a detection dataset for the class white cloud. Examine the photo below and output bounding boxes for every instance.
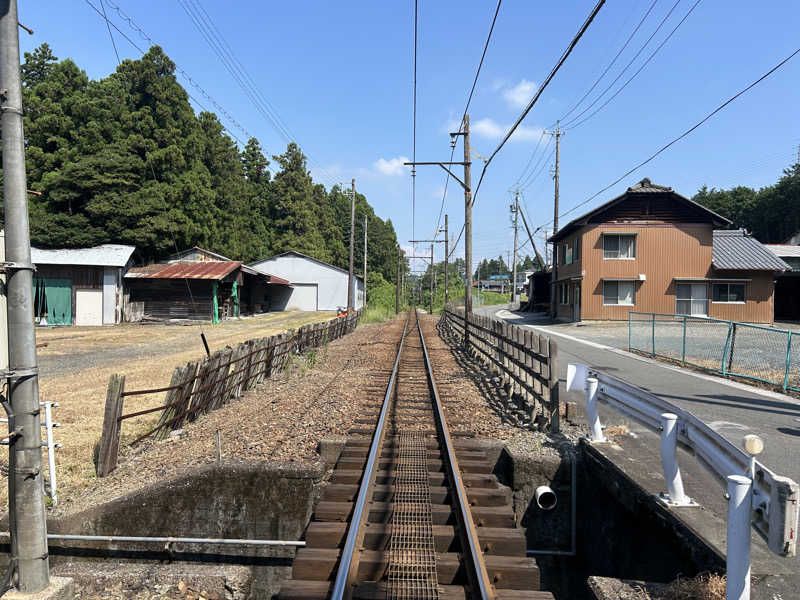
[374,156,410,176]
[502,79,537,109]
[470,117,543,143]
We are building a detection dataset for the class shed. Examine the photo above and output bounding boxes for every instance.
[766,244,800,321]
[249,251,364,311]
[31,244,136,326]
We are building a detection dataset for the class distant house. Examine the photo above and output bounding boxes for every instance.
[124,247,292,322]
[249,251,364,311]
[31,244,136,326]
[765,245,800,321]
[547,179,789,323]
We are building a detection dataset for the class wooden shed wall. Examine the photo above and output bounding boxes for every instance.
[127,279,214,320]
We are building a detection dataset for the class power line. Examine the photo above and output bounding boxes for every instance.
[429,0,503,241]
[86,0,251,144]
[514,129,548,187]
[542,44,800,229]
[565,0,703,131]
[559,0,661,122]
[469,0,607,210]
[520,143,555,191]
[177,0,338,186]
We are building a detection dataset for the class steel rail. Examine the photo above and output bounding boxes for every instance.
[416,310,496,600]
[331,312,411,600]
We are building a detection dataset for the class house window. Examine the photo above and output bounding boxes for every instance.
[603,234,636,259]
[712,283,745,303]
[565,244,573,265]
[602,281,634,306]
[676,283,708,316]
[559,283,569,304]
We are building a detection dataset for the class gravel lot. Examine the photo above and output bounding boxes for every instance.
[49,313,579,519]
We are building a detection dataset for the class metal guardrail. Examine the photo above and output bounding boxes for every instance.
[567,363,799,600]
[628,312,799,393]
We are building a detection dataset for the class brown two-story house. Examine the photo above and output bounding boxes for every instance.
[547,179,789,323]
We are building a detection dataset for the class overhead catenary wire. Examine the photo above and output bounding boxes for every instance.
[429,0,503,241]
[448,0,606,259]
[541,44,800,230]
[412,0,418,245]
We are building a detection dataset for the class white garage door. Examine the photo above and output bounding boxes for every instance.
[75,289,103,326]
[286,284,318,311]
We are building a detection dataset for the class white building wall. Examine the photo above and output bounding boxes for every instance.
[251,254,364,311]
[102,267,117,325]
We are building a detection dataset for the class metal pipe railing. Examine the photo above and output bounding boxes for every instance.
[0,532,304,547]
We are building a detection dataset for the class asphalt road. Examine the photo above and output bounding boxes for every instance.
[474,305,800,575]
[478,305,800,486]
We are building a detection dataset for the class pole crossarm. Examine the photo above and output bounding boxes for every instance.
[409,239,446,244]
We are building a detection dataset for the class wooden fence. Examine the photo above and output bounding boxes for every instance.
[438,307,560,432]
[97,311,362,476]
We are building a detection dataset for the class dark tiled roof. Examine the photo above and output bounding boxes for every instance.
[549,178,730,243]
[712,230,790,271]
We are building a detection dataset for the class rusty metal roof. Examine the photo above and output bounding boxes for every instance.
[125,261,242,280]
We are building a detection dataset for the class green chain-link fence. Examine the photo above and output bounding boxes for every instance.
[629,312,798,393]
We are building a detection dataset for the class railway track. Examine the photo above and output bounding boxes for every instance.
[280,310,552,599]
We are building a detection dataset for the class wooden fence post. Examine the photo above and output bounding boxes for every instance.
[97,374,125,477]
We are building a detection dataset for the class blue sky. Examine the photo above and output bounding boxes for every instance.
[18,1,800,271]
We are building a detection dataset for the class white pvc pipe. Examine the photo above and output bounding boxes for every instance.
[660,413,688,505]
[44,402,57,505]
[585,377,605,442]
[534,486,557,510]
[726,475,752,600]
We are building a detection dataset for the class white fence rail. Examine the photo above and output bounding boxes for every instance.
[567,363,798,600]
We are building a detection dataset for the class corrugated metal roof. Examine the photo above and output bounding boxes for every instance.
[712,230,790,271]
[124,261,241,280]
[31,244,136,267]
[765,244,800,258]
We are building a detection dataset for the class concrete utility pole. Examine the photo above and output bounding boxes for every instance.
[544,122,563,317]
[363,215,367,308]
[347,179,355,312]
[395,245,400,315]
[430,244,434,315]
[511,191,520,305]
[403,115,471,344]
[0,0,51,591]
[443,214,449,307]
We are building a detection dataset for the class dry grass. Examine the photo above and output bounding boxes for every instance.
[650,573,726,600]
[5,312,334,509]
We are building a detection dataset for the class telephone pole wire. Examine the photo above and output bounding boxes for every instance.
[0,0,51,591]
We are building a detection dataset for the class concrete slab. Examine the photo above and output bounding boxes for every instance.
[3,577,73,600]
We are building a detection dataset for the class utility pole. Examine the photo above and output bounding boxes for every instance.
[430,244,434,315]
[347,179,355,312]
[443,214,449,307]
[0,1,51,591]
[395,245,400,314]
[511,191,520,305]
[544,122,563,317]
[363,215,367,308]
[404,114,471,345]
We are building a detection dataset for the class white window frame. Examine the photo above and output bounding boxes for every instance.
[675,282,709,316]
[711,282,746,304]
[559,283,569,305]
[603,233,636,260]
[602,280,635,306]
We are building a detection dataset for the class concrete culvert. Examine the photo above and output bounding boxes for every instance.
[535,485,557,510]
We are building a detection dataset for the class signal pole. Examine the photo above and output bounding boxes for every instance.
[404,114,471,345]
[363,215,367,308]
[511,191,520,305]
[0,0,51,591]
[347,179,355,311]
[544,122,563,317]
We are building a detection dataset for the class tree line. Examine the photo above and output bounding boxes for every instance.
[1,43,401,286]
[692,159,800,243]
